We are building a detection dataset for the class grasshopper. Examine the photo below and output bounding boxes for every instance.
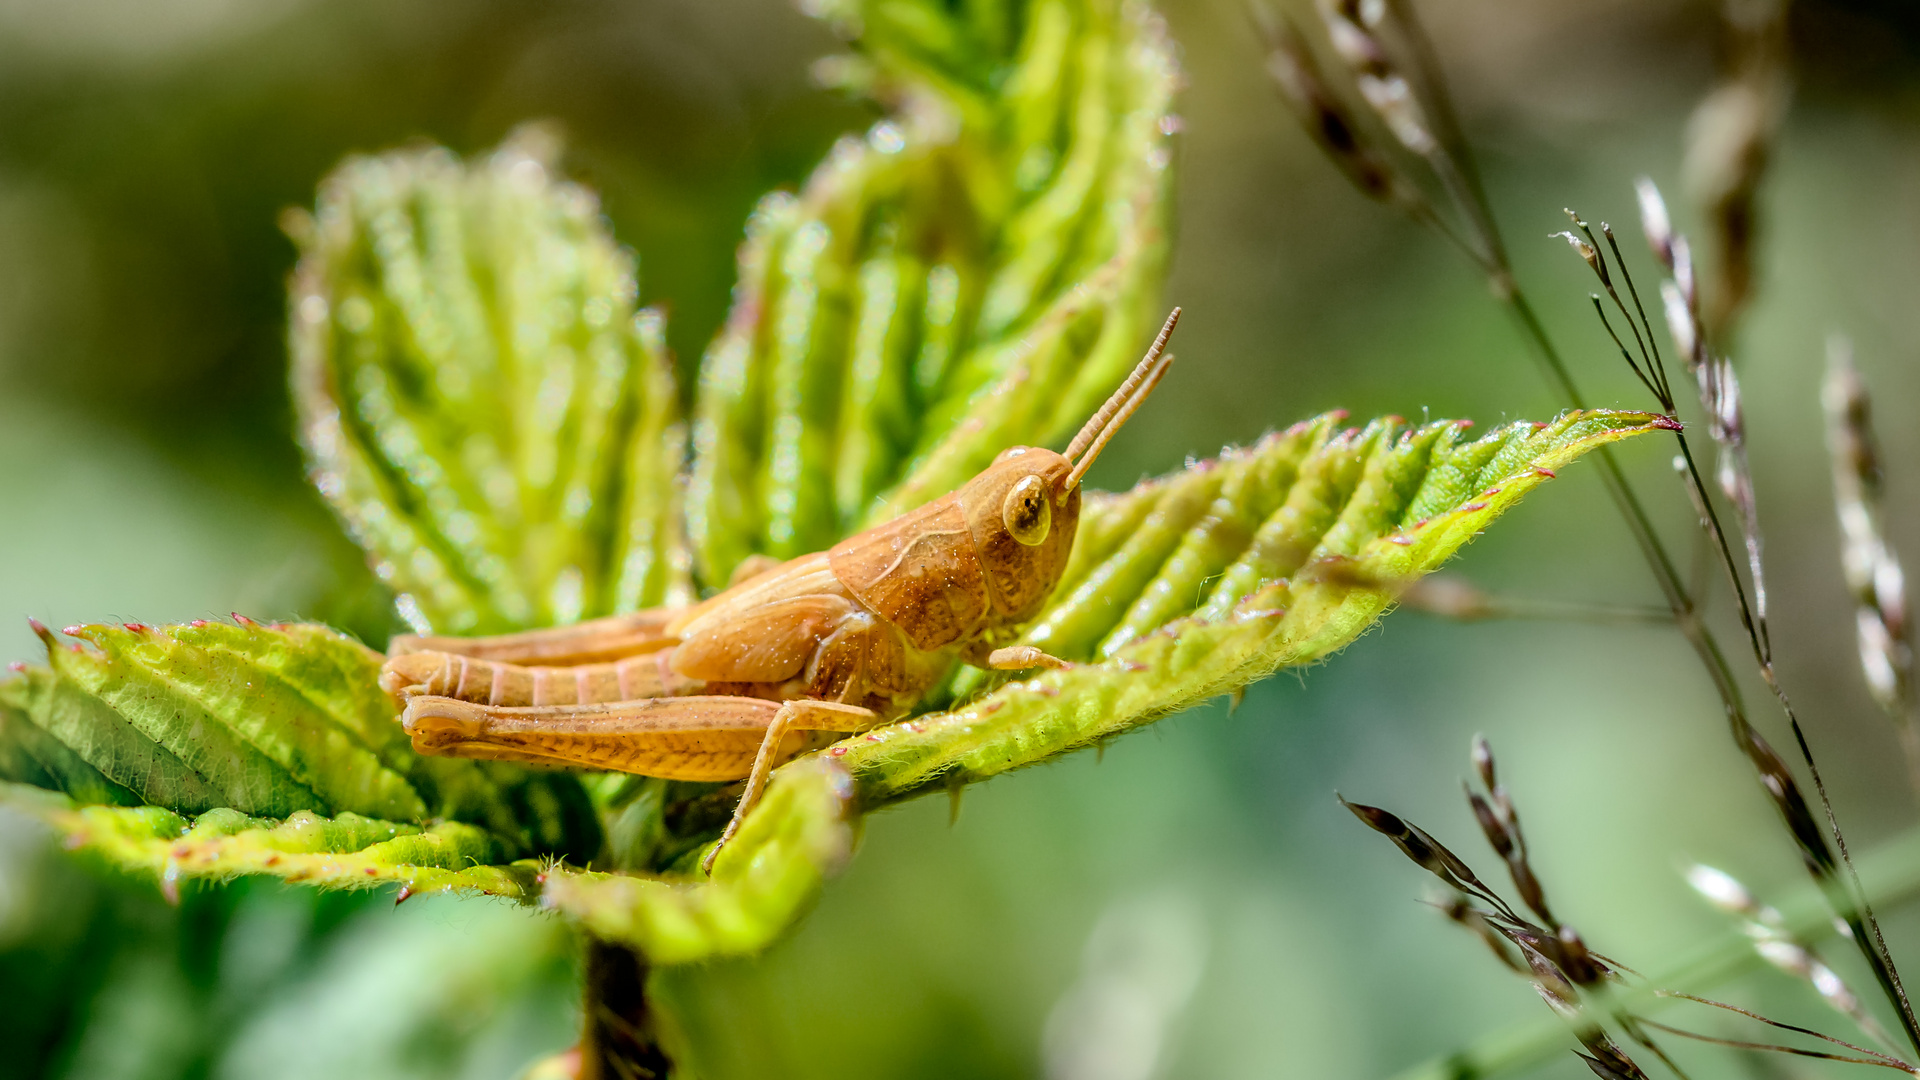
[381,308,1182,867]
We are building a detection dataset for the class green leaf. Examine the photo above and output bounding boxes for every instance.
[684,0,1178,585]
[6,619,602,861]
[0,782,536,901]
[54,621,422,820]
[0,667,141,806]
[6,0,1674,973]
[289,127,687,635]
[542,758,855,964]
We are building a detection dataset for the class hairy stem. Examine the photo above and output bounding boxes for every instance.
[580,936,674,1080]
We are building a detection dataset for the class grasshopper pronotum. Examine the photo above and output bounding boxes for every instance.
[381,308,1182,867]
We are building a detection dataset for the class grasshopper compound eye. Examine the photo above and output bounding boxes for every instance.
[1002,474,1051,546]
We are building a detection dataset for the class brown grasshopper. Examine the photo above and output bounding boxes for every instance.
[381,308,1181,867]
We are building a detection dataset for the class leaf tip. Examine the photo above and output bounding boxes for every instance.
[1652,415,1684,431]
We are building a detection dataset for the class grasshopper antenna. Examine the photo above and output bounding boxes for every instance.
[1065,307,1180,489]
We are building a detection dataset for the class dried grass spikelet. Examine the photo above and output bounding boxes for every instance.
[1343,738,1660,1079]
[1687,863,1903,1054]
[1823,337,1918,766]
[1683,0,1791,338]
[1253,8,1405,206]
[1316,0,1438,156]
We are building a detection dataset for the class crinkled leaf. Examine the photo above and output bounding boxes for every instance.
[0,668,140,806]
[290,128,687,635]
[0,755,852,950]
[1,411,1662,956]
[0,783,535,900]
[542,758,855,964]
[685,0,1178,585]
[51,621,420,820]
[3,620,601,862]
[844,410,1672,802]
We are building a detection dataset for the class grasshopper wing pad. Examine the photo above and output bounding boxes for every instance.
[828,497,987,652]
[402,694,802,780]
[670,595,856,683]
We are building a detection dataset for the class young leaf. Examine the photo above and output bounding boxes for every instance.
[0,667,141,806]
[2,410,1663,957]
[1,783,535,901]
[542,757,855,963]
[57,622,424,821]
[289,127,686,635]
[684,0,1178,585]
[846,410,1673,804]
[8,619,602,861]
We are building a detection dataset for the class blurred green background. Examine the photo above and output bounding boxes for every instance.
[3,0,1920,1077]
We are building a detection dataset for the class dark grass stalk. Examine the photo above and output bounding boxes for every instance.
[1570,191,1920,1057]
[1390,821,1920,1078]
[1399,573,1673,626]
[1682,0,1791,343]
[1663,991,1915,1070]
[1347,739,1920,1077]
[1638,1016,1917,1073]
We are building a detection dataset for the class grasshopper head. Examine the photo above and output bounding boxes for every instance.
[961,446,1082,623]
[961,307,1181,626]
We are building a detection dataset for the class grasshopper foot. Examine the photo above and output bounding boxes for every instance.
[986,645,1071,671]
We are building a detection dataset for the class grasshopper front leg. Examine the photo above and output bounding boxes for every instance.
[960,639,1072,671]
[984,645,1071,671]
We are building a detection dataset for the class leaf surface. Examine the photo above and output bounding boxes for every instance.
[542,758,855,963]
[0,0,1679,972]
[0,783,534,901]
[3,620,601,860]
[684,0,1178,585]
[290,129,687,634]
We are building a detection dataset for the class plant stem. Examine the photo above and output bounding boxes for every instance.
[579,935,674,1080]
[1388,820,1920,1080]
